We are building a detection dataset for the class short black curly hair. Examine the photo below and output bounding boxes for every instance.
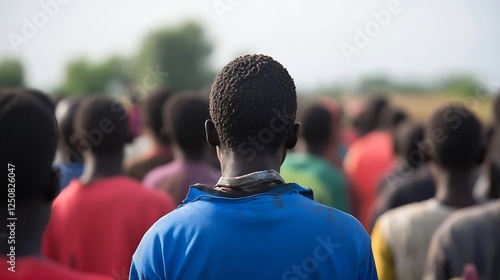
[209,54,297,154]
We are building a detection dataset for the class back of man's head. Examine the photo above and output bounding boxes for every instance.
[56,98,81,154]
[209,54,297,155]
[26,88,56,113]
[0,88,58,201]
[426,105,483,170]
[379,107,408,130]
[142,87,173,144]
[300,103,332,150]
[392,121,424,168]
[74,96,128,156]
[164,94,209,156]
[355,95,388,134]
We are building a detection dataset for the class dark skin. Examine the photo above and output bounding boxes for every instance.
[205,120,301,177]
[79,151,123,185]
[0,171,59,257]
[430,163,479,208]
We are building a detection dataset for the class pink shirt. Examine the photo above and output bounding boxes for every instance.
[143,160,221,205]
[344,131,395,229]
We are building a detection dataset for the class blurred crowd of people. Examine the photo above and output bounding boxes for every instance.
[0,54,499,280]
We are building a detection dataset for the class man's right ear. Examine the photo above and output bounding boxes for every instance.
[285,123,301,149]
[205,120,220,147]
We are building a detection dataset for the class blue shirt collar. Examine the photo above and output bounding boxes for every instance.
[183,183,314,204]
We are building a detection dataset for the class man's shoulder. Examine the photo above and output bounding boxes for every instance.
[100,176,175,207]
[142,163,174,185]
[440,200,500,237]
[151,190,367,239]
[379,200,430,227]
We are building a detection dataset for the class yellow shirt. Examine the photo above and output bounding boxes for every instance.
[371,199,456,280]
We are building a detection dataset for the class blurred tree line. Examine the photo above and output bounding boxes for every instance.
[58,21,214,96]
[0,21,215,96]
[318,75,487,97]
[0,21,493,97]
[0,59,24,87]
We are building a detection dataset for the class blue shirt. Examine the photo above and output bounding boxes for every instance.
[130,183,377,280]
[55,162,84,191]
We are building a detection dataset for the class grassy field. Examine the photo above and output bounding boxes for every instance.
[390,94,493,124]
[337,93,493,125]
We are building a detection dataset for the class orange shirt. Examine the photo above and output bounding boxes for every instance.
[0,256,112,280]
[344,131,395,229]
[42,176,175,278]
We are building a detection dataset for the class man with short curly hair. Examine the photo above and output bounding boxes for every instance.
[130,54,377,280]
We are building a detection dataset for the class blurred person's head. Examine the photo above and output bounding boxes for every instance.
[425,105,483,171]
[379,107,408,130]
[74,96,128,159]
[493,93,500,123]
[354,95,388,135]
[55,98,82,165]
[392,121,424,169]
[319,97,343,142]
[206,54,300,173]
[164,94,210,160]
[0,89,59,255]
[25,88,56,113]
[424,104,484,206]
[142,87,174,145]
[300,102,334,156]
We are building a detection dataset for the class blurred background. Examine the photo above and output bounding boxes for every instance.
[1,0,499,122]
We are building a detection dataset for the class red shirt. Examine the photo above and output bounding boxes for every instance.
[0,256,111,280]
[344,131,395,229]
[42,176,175,278]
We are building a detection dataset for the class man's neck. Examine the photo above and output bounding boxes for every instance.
[219,151,283,178]
[434,168,478,208]
[79,152,123,185]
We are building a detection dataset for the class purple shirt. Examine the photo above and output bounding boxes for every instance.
[143,160,220,205]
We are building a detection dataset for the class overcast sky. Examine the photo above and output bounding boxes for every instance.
[1,0,499,92]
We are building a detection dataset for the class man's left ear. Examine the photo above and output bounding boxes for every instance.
[205,119,220,147]
[285,123,301,149]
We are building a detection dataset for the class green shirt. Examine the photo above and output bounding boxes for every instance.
[281,153,350,213]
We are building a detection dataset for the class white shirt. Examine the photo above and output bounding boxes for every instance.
[378,199,457,280]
